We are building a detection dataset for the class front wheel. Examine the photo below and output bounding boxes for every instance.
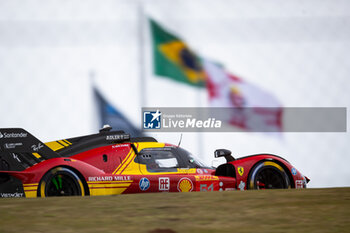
[38,167,85,197]
[248,161,291,189]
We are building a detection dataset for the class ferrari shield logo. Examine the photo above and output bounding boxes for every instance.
[238,166,244,176]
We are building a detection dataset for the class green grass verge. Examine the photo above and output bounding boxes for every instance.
[0,188,349,233]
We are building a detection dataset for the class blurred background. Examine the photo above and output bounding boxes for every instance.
[0,0,349,188]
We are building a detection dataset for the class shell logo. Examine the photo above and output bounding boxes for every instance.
[177,177,193,192]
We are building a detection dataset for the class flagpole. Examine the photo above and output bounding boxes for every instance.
[197,89,204,159]
[138,1,146,109]
[89,70,100,131]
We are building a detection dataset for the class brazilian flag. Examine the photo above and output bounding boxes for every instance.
[150,19,206,87]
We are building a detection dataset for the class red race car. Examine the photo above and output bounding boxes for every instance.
[0,127,309,198]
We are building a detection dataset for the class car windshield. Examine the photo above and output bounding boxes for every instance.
[177,147,212,169]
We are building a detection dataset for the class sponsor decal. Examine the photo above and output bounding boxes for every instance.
[143,109,221,130]
[238,166,244,176]
[143,110,162,129]
[0,192,24,198]
[200,183,214,192]
[112,144,129,148]
[89,176,112,181]
[106,134,129,141]
[159,177,170,191]
[195,175,219,181]
[162,118,221,129]
[177,177,193,192]
[177,168,196,174]
[295,180,303,189]
[177,168,188,173]
[31,143,44,152]
[291,167,297,176]
[88,176,131,182]
[139,177,150,191]
[113,176,131,181]
[4,143,23,149]
[238,180,245,190]
[203,169,208,174]
[197,169,203,174]
[12,154,21,162]
[0,132,27,138]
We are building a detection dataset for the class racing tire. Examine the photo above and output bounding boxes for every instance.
[248,161,291,189]
[38,167,85,197]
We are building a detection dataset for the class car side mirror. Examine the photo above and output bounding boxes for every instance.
[214,149,235,162]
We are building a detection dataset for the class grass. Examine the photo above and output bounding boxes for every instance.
[0,188,349,233]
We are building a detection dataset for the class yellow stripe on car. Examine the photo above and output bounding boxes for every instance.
[87,180,133,184]
[59,140,69,147]
[113,149,133,174]
[45,140,72,151]
[88,181,133,196]
[22,183,39,198]
[89,187,129,196]
[45,141,65,151]
[63,139,72,145]
[32,153,41,159]
[88,183,132,188]
[23,183,39,187]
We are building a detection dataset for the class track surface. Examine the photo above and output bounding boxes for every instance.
[0,188,349,233]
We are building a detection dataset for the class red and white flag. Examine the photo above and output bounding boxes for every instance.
[203,59,283,132]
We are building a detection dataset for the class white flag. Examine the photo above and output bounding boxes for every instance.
[203,58,283,132]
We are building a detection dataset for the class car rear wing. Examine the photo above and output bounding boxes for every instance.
[0,128,61,171]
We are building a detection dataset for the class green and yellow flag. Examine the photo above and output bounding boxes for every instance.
[150,19,206,87]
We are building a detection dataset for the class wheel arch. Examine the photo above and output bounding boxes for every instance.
[37,165,90,197]
[269,159,294,188]
[247,159,293,189]
[59,165,90,196]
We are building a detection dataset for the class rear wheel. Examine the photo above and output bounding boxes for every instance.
[248,161,290,189]
[39,167,85,197]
